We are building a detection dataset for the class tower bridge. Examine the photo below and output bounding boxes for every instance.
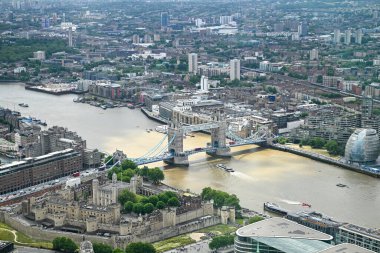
[125,119,273,166]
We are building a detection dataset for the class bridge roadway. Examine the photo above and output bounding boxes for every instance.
[130,139,267,165]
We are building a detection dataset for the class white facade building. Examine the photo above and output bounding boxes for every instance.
[230,59,240,81]
[188,53,198,74]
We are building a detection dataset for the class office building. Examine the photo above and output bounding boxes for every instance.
[334,29,341,44]
[0,241,14,253]
[132,34,140,44]
[220,15,233,25]
[298,22,308,37]
[161,12,169,28]
[310,48,319,61]
[230,59,241,81]
[33,51,46,60]
[200,76,209,92]
[144,34,152,43]
[319,244,375,253]
[364,83,380,98]
[234,217,333,253]
[0,149,82,194]
[345,30,352,45]
[355,29,363,44]
[188,53,198,74]
[345,129,380,164]
[336,224,380,252]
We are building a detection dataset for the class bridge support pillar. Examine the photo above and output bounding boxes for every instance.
[164,125,189,166]
[207,121,231,157]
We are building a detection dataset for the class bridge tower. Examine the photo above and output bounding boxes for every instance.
[164,122,189,166]
[207,121,231,157]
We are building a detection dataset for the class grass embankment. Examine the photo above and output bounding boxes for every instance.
[0,222,53,249]
[153,224,239,253]
[287,144,341,160]
[153,234,196,253]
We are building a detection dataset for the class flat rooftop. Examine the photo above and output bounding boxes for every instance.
[318,243,376,253]
[236,217,333,241]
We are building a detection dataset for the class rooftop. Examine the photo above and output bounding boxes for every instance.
[318,243,376,253]
[236,217,333,241]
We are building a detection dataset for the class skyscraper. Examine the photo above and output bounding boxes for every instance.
[345,30,352,45]
[355,29,363,44]
[68,27,73,47]
[161,12,169,29]
[309,48,319,61]
[333,29,341,44]
[188,53,198,74]
[230,59,240,81]
[298,22,308,37]
[200,76,209,92]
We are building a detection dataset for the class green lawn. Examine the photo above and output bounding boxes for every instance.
[0,229,15,241]
[0,223,53,249]
[198,224,238,235]
[153,234,196,253]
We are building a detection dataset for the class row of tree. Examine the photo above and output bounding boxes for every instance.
[106,160,164,185]
[119,189,181,214]
[53,237,156,253]
[201,187,240,209]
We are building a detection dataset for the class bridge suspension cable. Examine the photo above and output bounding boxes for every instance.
[137,133,168,159]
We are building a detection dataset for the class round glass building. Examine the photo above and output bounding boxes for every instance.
[345,129,380,164]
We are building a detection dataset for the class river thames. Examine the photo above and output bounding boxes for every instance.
[0,83,379,228]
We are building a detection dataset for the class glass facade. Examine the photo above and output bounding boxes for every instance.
[345,129,380,163]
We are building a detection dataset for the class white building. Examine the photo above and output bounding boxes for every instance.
[219,16,233,25]
[195,18,204,27]
[33,51,46,60]
[200,76,209,91]
[334,29,341,44]
[345,30,352,45]
[309,48,319,61]
[230,59,240,81]
[188,53,198,74]
[355,29,363,44]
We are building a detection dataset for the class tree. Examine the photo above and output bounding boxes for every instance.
[310,137,326,149]
[248,215,264,224]
[93,242,113,253]
[147,168,164,184]
[132,203,145,214]
[118,189,137,205]
[209,235,234,250]
[325,140,340,155]
[148,196,159,206]
[125,242,156,253]
[167,197,180,207]
[121,160,138,170]
[52,237,78,253]
[113,249,124,253]
[124,201,134,213]
[143,203,155,214]
[156,201,166,209]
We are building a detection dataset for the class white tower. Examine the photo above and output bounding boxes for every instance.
[68,27,73,47]
[334,29,341,44]
[230,59,240,81]
[188,53,198,74]
[200,76,209,92]
[345,30,352,45]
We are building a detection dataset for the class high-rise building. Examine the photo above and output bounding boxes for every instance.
[132,34,140,44]
[298,22,308,37]
[230,59,240,81]
[153,34,160,42]
[345,30,352,45]
[68,27,73,47]
[161,12,169,29]
[361,97,373,118]
[373,10,379,19]
[219,16,233,25]
[200,76,209,91]
[188,53,198,74]
[355,29,363,44]
[144,34,152,43]
[309,48,319,61]
[333,29,341,44]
